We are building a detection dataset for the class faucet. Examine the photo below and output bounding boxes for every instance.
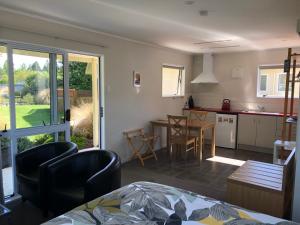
[257,105,265,112]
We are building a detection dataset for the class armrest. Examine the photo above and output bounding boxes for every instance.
[39,146,77,175]
[85,157,121,201]
[38,147,78,204]
[16,144,52,174]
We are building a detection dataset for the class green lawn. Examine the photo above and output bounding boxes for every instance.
[0,105,50,129]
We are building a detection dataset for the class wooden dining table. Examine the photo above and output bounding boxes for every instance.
[150,119,215,160]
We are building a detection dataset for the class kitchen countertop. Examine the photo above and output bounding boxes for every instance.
[183,107,296,117]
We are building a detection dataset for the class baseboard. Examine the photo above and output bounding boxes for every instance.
[238,144,273,154]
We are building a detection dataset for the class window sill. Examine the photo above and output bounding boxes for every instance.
[162,95,185,98]
[257,95,297,99]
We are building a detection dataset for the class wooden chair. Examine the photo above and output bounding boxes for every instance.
[123,128,158,166]
[189,110,208,155]
[189,110,208,121]
[167,115,197,160]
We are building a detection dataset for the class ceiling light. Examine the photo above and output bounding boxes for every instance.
[199,10,208,16]
[194,40,232,45]
[184,0,195,5]
[209,45,240,49]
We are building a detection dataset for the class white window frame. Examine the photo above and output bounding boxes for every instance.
[162,64,185,98]
[0,40,106,203]
[256,64,300,98]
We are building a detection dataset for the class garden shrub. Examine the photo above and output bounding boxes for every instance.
[17,137,32,153]
[22,93,35,104]
[34,134,54,145]
[71,101,93,139]
[71,135,87,149]
[36,89,50,104]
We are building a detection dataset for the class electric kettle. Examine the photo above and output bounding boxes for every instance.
[221,99,231,111]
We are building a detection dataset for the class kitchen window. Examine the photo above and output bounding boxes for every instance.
[257,65,300,98]
[162,65,185,97]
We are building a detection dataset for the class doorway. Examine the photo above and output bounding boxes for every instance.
[0,42,104,202]
[68,53,101,150]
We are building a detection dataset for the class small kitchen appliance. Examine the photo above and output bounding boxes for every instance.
[216,113,237,149]
[221,99,231,111]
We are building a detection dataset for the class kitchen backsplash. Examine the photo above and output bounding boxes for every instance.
[191,93,298,113]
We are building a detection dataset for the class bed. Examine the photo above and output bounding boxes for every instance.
[42,181,297,225]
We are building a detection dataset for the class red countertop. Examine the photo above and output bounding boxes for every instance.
[183,107,296,117]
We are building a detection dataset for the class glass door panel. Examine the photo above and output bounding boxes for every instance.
[12,49,51,129]
[0,45,13,198]
[1,137,13,197]
[56,54,66,124]
[0,43,71,202]
[0,46,10,131]
[68,53,100,150]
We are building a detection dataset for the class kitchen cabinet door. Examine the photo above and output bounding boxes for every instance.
[238,114,256,146]
[255,116,277,148]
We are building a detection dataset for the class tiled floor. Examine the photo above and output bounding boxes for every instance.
[7,147,272,225]
[121,147,272,201]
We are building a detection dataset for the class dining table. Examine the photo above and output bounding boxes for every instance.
[150,119,215,160]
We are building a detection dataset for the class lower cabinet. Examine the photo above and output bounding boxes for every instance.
[238,115,256,146]
[238,114,277,150]
[184,110,295,152]
[255,116,277,148]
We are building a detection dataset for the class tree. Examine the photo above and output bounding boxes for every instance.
[42,60,49,72]
[22,73,49,96]
[0,60,8,84]
[69,62,92,90]
[29,61,42,71]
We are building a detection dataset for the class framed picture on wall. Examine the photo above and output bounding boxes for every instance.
[133,71,141,87]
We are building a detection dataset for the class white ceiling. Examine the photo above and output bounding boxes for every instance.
[0,0,299,53]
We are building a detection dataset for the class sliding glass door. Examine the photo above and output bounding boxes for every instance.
[0,43,70,200]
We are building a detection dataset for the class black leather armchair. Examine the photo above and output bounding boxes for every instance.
[15,142,78,214]
[47,150,121,215]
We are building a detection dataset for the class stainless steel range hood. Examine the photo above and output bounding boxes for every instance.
[191,53,218,84]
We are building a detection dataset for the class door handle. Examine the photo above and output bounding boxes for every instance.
[66,109,71,122]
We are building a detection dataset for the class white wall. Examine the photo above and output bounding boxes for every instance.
[0,9,193,162]
[191,49,300,112]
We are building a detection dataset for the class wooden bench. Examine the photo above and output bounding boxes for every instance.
[227,148,296,218]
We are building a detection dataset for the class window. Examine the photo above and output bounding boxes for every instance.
[257,65,300,98]
[162,65,185,97]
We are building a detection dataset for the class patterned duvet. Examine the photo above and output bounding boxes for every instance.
[42,182,297,225]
